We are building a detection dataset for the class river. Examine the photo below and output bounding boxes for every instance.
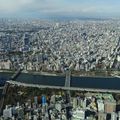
[0,72,120,91]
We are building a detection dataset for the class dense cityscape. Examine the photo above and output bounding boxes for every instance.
[1,0,120,119]
[0,85,120,120]
[0,19,120,73]
[0,18,120,120]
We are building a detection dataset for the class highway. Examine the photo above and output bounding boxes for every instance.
[7,80,120,94]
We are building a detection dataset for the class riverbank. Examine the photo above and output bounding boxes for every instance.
[0,71,120,91]
[0,69,120,77]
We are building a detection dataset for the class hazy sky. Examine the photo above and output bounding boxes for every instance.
[0,0,120,18]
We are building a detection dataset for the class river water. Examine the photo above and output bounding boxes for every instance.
[0,72,120,90]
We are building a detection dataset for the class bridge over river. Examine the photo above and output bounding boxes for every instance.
[0,71,120,93]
